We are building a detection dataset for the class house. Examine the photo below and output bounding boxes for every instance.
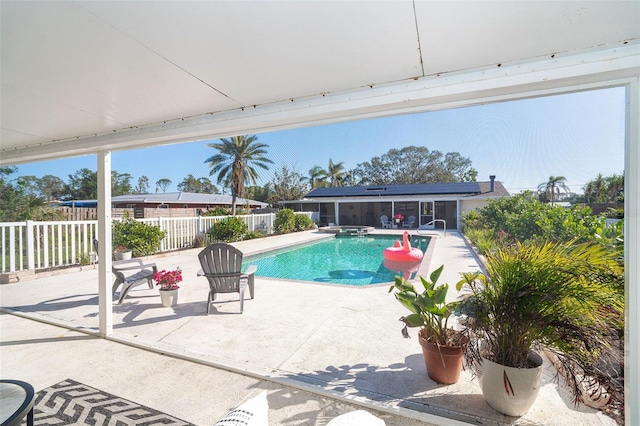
[282,177,509,230]
[58,192,268,219]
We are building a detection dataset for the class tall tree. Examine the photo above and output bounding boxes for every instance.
[0,166,22,221]
[16,175,39,195]
[37,175,65,200]
[177,175,219,193]
[269,164,308,206]
[111,171,133,196]
[155,178,172,193]
[205,135,273,215]
[583,173,624,203]
[64,168,97,200]
[63,168,132,199]
[605,173,624,203]
[177,175,198,192]
[537,176,569,205]
[353,146,477,185]
[325,159,345,187]
[245,184,273,204]
[135,176,150,194]
[197,177,218,194]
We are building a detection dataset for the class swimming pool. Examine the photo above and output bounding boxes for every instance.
[243,234,430,286]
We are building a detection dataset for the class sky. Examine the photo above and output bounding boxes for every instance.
[10,86,626,196]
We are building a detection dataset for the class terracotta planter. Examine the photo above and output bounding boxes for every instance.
[114,251,132,260]
[477,352,543,416]
[418,329,465,384]
[159,289,179,307]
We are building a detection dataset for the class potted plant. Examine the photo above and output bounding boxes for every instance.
[393,213,404,225]
[154,268,183,307]
[389,265,466,384]
[113,245,131,260]
[456,240,623,417]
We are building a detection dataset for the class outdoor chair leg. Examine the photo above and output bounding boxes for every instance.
[118,283,133,304]
[239,285,245,314]
[248,275,255,299]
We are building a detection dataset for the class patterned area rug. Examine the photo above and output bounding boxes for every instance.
[26,379,194,425]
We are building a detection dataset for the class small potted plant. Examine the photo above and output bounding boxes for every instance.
[393,213,404,225]
[113,245,131,260]
[154,268,183,307]
[389,265,466,384]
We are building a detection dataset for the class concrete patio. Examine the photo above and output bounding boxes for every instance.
[0,230,616,425]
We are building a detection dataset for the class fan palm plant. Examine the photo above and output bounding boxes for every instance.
[456,240,624,406]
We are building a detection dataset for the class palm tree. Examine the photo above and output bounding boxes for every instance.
[605,173,624,202]
[306,165,327,189]
[592,173,606,203]
[326,159,345,187]
[205,135,273,214]
[537,176,569,206]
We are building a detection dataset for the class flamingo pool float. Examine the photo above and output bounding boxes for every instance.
[383,231,423,262]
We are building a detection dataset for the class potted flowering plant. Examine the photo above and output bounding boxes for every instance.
[154,268,183,307]
[393,213,404,224]
[113,245,131,260]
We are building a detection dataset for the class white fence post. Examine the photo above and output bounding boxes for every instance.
[158,217,165,252]
[26,220,35,270]
[8,225,16,272]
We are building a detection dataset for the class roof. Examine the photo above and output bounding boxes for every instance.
[1,2,638,165]
[57,192,267,207]
[111,192,267,207]
[303,181,509,199]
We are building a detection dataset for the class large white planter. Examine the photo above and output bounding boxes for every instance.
[159,289,179,307]
[477,352,543,417]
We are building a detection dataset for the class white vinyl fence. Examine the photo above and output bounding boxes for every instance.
[1,212,313,274]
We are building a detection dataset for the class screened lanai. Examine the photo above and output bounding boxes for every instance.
[1,1,639,423]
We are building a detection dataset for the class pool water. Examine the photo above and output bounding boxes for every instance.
[243,235,430,286]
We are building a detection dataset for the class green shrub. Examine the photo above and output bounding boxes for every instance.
[461,209,484,232]
[464,227,498,255]
[77,252,91,265]
[244,230,266,240]
[274,209,295,234]
[293,214,314,231]
[208,216,248,242]
[112,216,166,257]
[201,207,230,216]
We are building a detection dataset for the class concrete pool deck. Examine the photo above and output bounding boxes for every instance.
[0,230,616,425]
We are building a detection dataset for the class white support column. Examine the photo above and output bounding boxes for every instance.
[625,77,639,426]
[334,201,339,225]
[97,151,113,337]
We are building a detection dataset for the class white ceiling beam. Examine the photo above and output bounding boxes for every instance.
[2,43,638,166]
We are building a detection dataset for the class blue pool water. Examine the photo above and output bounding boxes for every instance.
[243,234,430,286]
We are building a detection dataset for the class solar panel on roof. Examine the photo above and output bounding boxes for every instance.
[305,183,481,198]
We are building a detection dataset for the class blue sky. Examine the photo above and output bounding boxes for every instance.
[12,87,626,196]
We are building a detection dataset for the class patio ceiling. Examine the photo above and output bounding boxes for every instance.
[1,1,639,165]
